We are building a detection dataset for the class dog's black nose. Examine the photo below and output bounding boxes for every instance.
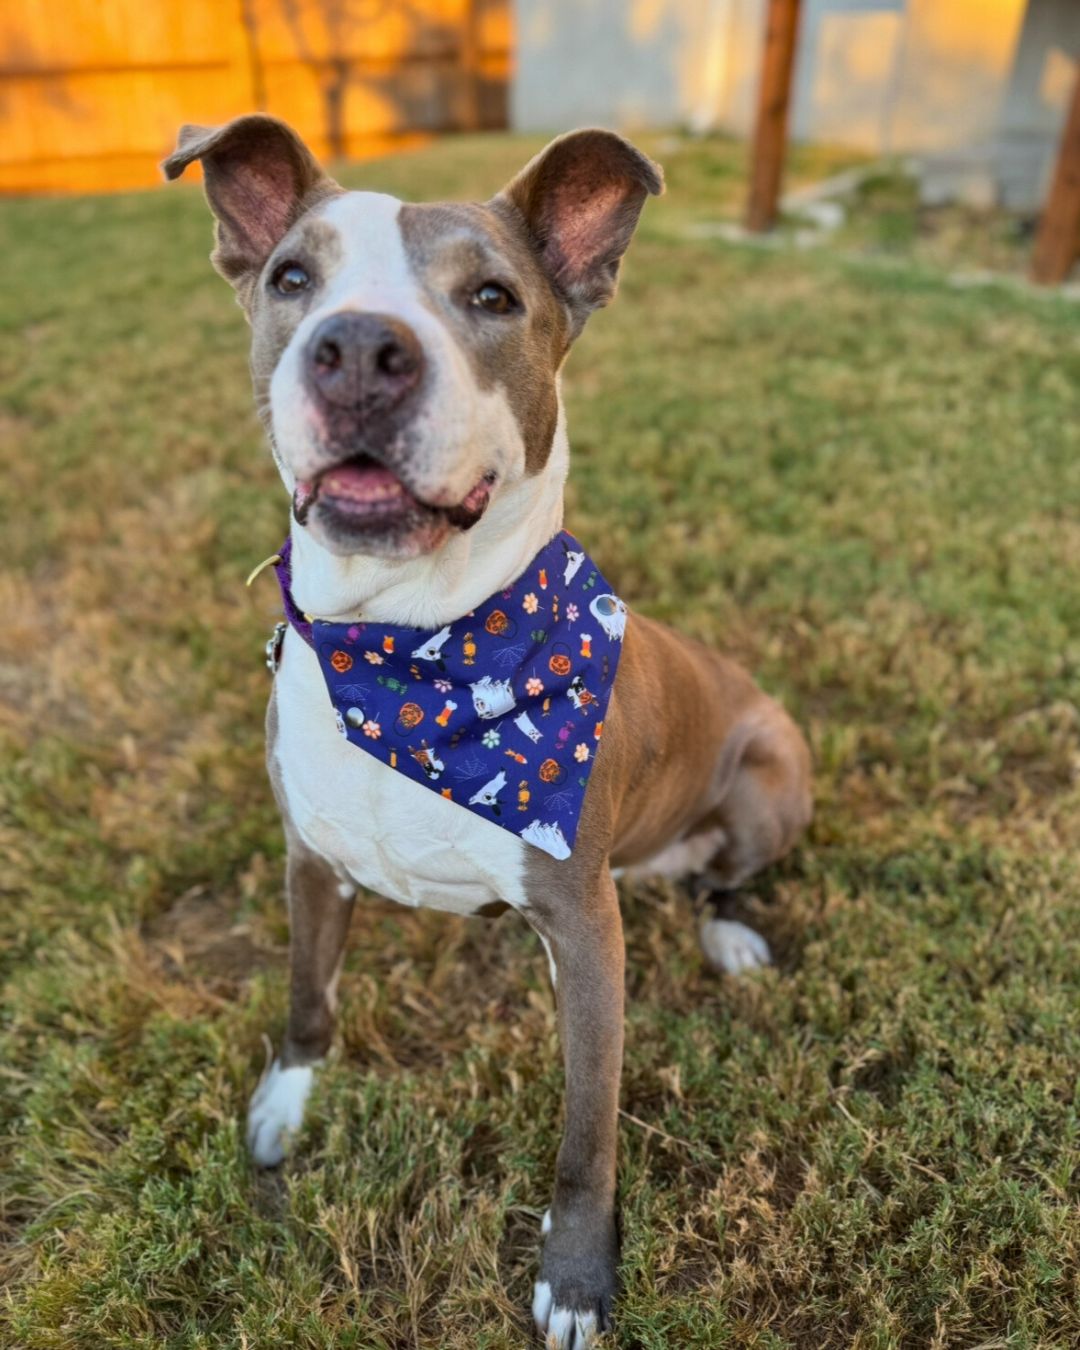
[306,312,424,414]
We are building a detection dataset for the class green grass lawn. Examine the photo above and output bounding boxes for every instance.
[2,132,1079,1348]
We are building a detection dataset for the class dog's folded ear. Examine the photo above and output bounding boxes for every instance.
[163,115,339,300]
[494,129,663,330]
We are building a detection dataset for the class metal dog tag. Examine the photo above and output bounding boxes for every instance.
[265,621,287,675]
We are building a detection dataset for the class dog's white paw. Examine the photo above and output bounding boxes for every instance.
[246,1058,315,1167]
[699,917,772,975]
[532,1280,600,1348]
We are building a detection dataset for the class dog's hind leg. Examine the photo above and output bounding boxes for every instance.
[708,701,812,890]
[697,698,812,974]
[247,829,355,1167]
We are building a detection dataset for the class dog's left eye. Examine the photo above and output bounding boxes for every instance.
[471,282,518,315]
[271,262,310,296]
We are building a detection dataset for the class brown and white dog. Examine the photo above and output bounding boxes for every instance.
[165,116,811,1347]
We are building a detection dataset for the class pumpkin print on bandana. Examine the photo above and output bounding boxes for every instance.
[273,531,624,860]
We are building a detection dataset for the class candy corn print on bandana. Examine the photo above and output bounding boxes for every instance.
[272,531,626,860]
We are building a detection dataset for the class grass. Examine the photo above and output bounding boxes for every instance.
[1,130,1078,1348]
[823,163,1040,277]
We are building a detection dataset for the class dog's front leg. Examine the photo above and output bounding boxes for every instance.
[247,829,355,1166]
[529,866,624,1347]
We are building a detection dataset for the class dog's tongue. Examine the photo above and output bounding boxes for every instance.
[292,460,493,528]
[318,461,409,507]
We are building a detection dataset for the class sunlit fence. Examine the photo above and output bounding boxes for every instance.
[1,0,510,193]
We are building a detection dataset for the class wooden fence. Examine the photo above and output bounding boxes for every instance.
[0,0,510,193]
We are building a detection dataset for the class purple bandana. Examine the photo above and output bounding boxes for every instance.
[272,531,626,859]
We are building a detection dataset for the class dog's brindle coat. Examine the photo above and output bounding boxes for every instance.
[166,116,811,1347]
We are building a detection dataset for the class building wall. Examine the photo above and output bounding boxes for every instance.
[789,0,905,150]
[513,0,1068,193]
[887,0,1028,152]
[512,0,766,135]
[993,0,1080,208]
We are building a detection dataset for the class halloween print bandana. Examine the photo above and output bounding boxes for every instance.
[273,531,626,860]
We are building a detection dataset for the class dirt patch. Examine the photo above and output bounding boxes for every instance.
[142,885,283,990]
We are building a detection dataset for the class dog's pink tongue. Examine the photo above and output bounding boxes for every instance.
[320,461,409,507]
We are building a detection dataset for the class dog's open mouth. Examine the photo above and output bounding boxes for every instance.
[293,455,494,536]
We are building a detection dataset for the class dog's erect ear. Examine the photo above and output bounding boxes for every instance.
[494,129,663,329]
[163,115,338,296]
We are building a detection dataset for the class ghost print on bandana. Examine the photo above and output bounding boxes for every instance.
[275,531,625,860]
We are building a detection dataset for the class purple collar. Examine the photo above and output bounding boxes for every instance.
[270,531,626,859]
[272,535,314,648]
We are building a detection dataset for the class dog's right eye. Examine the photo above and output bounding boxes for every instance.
[271,262,310,296]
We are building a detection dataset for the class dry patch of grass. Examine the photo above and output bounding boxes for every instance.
[1,133,1078,1348]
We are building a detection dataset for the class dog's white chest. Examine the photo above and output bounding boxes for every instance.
[272,629,529,914]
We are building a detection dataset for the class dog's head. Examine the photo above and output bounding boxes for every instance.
[164,116,661,561]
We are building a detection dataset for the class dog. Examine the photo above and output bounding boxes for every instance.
[165,115,812,1347]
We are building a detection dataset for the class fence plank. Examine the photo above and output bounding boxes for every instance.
[0,0,510,193]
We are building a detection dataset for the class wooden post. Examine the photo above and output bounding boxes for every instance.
[745,0,803,234]
[1031,62,1080,285]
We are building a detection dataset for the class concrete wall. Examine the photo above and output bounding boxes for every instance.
[512,0,1077,208]
[511,0,765,135]
[993,0,1080,208]
[790,0,905,150]
[893,0,1028,151]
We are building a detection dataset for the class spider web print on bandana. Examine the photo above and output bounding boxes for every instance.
[274,531,626,860]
